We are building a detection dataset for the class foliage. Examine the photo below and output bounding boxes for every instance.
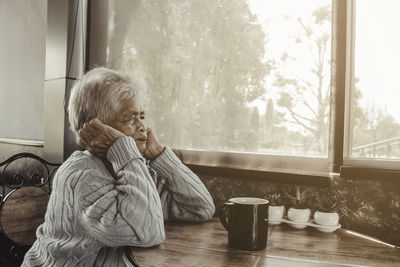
[274,4,331,155]
[312,187,348,217]
[313,196,339,213]
[267,193,283,206]
[110,0,271,150]
[285,186,309,209]
[352,102,400,147]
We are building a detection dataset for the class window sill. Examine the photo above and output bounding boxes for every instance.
[340,166,400,183]
[186,164,330,186]
[172,148,331,186]
[0,138,43,147]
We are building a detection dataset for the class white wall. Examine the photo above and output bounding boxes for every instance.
[0,0,47,141]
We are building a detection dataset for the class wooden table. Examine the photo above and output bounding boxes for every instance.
[128,218,400,266]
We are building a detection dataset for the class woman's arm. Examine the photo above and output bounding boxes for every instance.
[76,137,165,248]
[149,147,215,222]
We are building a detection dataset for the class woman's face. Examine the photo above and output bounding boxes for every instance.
[109,97,147,154]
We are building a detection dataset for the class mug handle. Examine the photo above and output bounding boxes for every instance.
[219,202,235,234]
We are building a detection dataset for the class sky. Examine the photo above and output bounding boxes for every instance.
[355,0,400,122]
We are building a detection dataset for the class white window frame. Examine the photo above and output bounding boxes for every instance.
[342,0,400,172]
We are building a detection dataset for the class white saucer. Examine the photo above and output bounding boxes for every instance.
[314,224,341,233]
[268,219,283,225]
[308,220,341,233]
[273,218,341,232]
[280,218,308,229]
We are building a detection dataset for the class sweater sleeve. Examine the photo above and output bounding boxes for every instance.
[76,136,165,248]
[149,147,215,222]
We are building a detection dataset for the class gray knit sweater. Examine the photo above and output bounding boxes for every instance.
[21,136,215,266]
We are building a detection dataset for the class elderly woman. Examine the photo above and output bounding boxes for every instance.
[22,67,215,266]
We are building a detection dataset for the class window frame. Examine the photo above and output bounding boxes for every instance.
[341,0,400,179]
[171,0,343,182]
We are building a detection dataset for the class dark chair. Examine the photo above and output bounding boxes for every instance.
[0,153,60,266]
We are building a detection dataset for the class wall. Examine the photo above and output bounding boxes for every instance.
[0,144,43,162]
[198,173,400,246]
[0,0,46,141]
[0,0,46,162]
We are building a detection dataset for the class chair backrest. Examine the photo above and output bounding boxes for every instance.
[0,153,60,265]
[1,187,50,245]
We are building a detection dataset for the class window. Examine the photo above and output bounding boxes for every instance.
[0,0,46,144]
[88,0,400,178]
[89,0,332,175]
[344,0,400,170]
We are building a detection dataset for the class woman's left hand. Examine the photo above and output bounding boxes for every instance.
[143,127,165,160]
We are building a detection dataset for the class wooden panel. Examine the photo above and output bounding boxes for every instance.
[128,218,400,267]
[256,256,341,267]
[266,225,400,266]
[132,243,260,267]
[132,243,347,267]
[161,219,239,251]
[0,187,49,245]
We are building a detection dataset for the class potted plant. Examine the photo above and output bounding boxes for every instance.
[313,196,340,227]
[267,193,285,225]
[285,186,311,228]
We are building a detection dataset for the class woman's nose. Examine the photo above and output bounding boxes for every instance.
[136,119,146,132]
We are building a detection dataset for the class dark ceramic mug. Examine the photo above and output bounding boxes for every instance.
[219,197,269,251]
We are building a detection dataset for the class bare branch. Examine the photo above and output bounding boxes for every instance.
[286,107,315,132]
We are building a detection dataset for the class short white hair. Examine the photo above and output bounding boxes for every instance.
[68,67,145,138]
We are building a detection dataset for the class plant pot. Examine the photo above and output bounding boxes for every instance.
[268,205,285,224]
[313,211,339,227]
[287,208,311,223]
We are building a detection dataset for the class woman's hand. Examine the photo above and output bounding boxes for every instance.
[143,127,165,160]
[79,118,125,157]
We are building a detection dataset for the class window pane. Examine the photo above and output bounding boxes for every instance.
[350,0,400,160]
[93,0,331,157]
[0,0,46,141]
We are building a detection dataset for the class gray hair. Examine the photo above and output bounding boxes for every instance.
[68,67,145,138]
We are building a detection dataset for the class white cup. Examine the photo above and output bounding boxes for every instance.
[268,206,286,224]
[287,208,311,223]
[313,211,339,226]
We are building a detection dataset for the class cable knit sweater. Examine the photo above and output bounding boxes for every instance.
[21,136,215,267]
